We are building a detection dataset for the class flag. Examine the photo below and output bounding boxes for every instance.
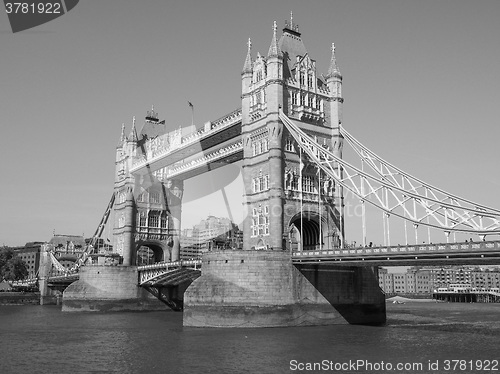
[188,101,193,108]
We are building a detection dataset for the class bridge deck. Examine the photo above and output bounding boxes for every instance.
[292,241,500,266]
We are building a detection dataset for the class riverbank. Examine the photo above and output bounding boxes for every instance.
[386,299,500,336]
[0,292,39,305]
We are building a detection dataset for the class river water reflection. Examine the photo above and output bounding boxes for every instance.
[0,302,499,373]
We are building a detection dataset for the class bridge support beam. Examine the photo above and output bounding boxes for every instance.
[183,250,385,327]
[38,244,59,305]
[167,180,183,262]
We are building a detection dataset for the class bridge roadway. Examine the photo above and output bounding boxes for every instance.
[292,240,500,266]
[130,109,243,179]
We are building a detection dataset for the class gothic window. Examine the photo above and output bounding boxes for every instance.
[251,205,269,237]
[291,175,299,191]
[299,71,305,86]
[138,212,147,227]
[252,174,270,193]
[252,178,259,193]
[285,138,294,152]
[137,192,146,202]
[300,93,305,106]
[252,137,268,156]
[259,176,265,191]
[252,218,258,237]
[316,97,322,111]
[148,211,160,228]
[256,90,261,104]
[262,138,268,152]
[149,191,160,204]
[308,95,314,108]
[307,73,313,88]
[302,175,315,193]
[161,213,168,229]
[291,91,298,105]
[256,70,263,82]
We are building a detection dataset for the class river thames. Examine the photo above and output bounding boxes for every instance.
[0,302,499,374]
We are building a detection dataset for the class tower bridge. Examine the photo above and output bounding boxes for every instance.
[34,15,500,327]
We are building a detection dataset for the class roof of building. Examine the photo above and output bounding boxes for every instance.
[49,235,86,248]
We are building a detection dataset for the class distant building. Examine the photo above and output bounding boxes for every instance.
[11,242,44,279]
[378,267,431,295]
[379,265,500,295]
[11,234,92,278]
[48,235,86,272]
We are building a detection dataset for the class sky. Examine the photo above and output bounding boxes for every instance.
[1,0,499,248]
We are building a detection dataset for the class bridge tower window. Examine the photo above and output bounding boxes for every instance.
[251,205,270,237]
[148,211,160,228]
[308,94,314,108]
[160,213,168,229]
[302,175,315,193]
[149,191,160,204]
[138,212,147,227]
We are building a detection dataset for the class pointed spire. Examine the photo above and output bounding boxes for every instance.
[128,116,138,142]
[242,38,253,73]
[120,123,126,142]
[267,20,281,58]
[290,11,293,28]
[326,42,342,79]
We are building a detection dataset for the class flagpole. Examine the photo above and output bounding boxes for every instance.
[188,101,194,128]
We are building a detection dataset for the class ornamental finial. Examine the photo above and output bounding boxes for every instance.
[290,11,293,28]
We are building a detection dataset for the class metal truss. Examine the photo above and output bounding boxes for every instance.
[279,110,500,237]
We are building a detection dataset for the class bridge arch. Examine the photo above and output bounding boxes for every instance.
[135,241,171,266]
[288,211,338,251]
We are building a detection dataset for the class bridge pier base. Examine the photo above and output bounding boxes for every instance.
[183,250,385,327]
[61,266,166,312]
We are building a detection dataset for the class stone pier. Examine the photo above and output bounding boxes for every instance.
[62,266,165,312]
[183,250,385,327]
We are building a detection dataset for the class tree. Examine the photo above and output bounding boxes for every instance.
[0,247,28,280]
[2,257,28,280]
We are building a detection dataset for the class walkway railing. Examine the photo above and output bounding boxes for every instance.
[293,240,500,263]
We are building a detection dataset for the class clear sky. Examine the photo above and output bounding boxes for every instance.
[1,0,499,247]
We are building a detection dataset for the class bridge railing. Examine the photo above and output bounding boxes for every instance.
[138,260,202,285]
[292,241,500,259]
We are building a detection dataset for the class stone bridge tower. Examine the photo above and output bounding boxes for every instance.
[241,16,344,252]
[113,108,183,266]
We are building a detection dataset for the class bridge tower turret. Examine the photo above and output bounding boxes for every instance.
[325,42,345,245]
[240,15,344,252]
[113,119,138,264]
